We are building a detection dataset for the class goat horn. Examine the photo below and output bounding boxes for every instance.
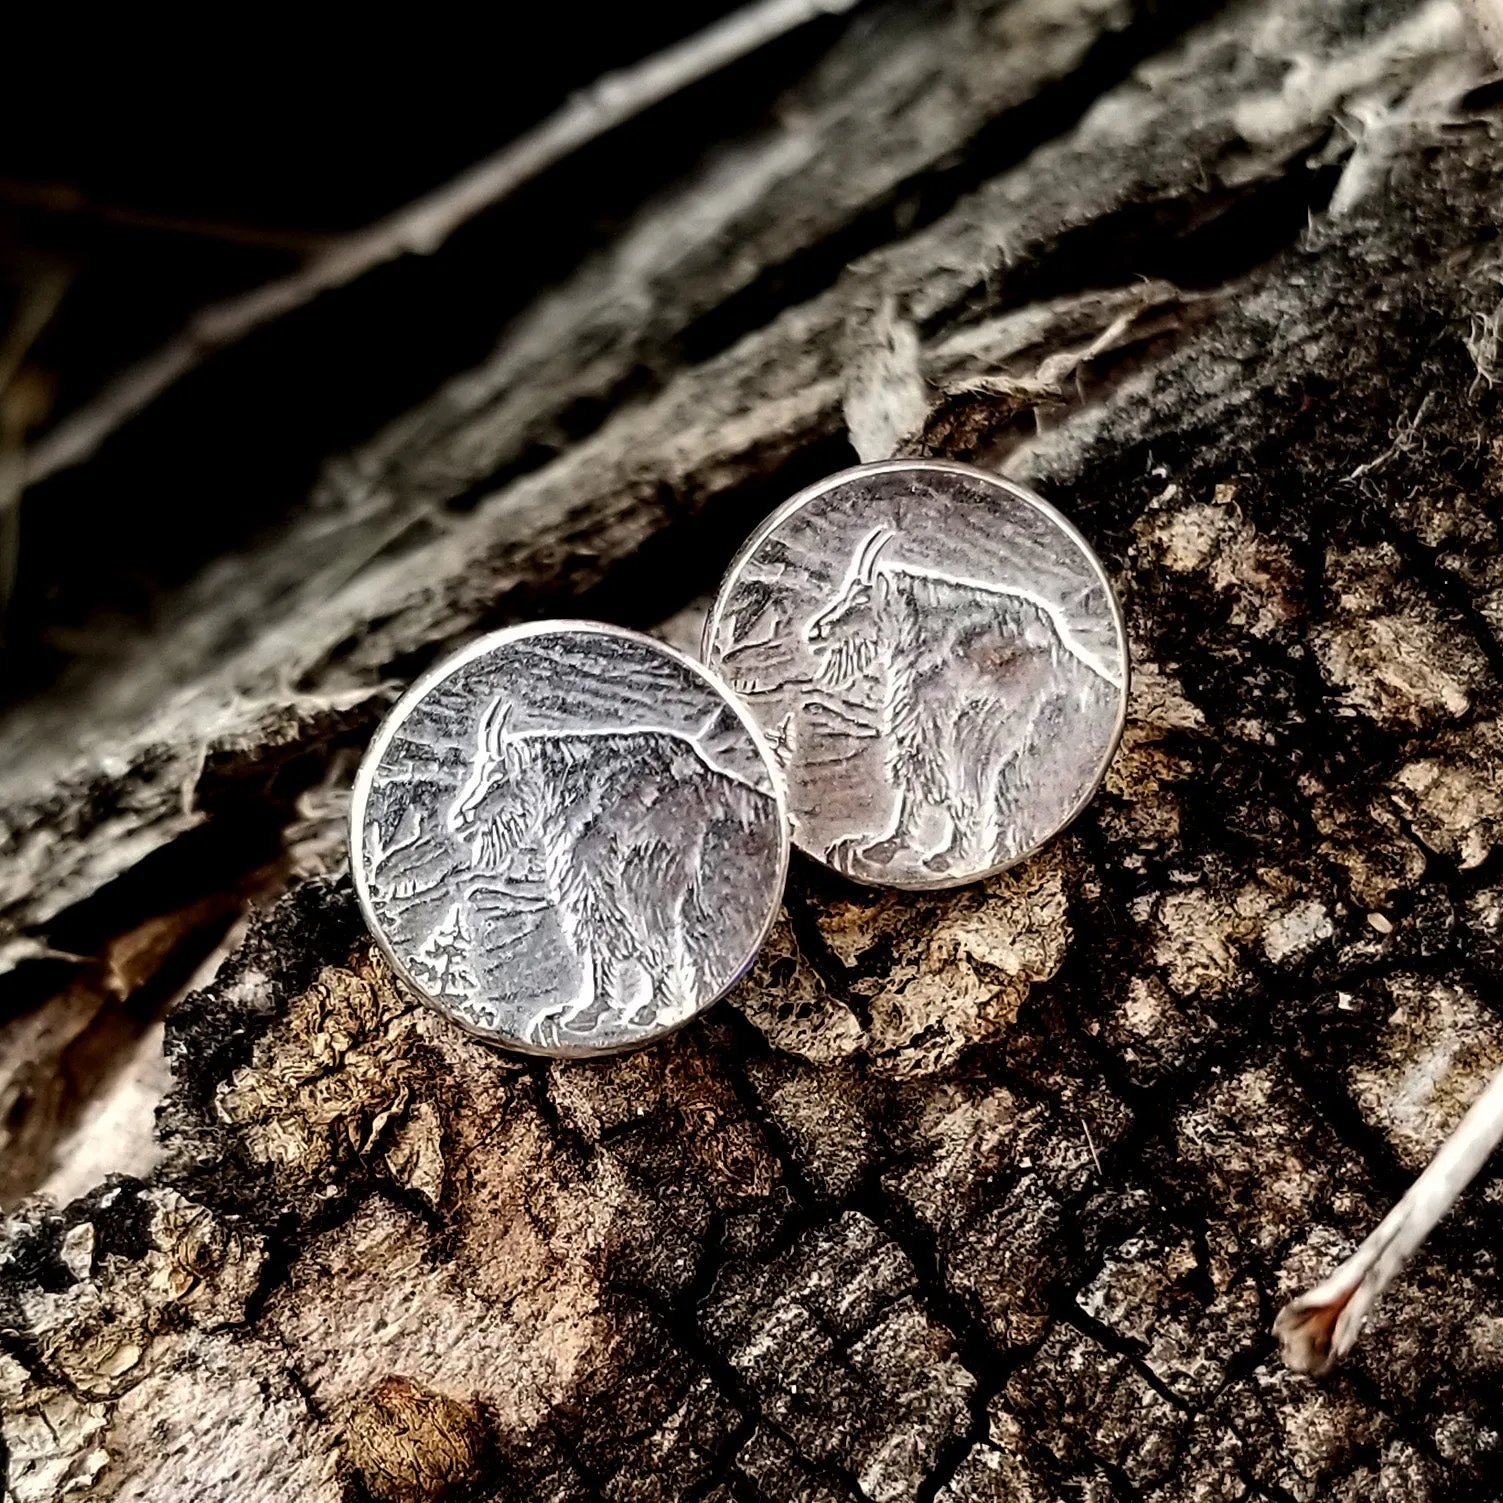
[479,698,513,755]
[854,526,893,583]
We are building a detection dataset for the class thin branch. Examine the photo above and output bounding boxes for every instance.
[1,266,70,633]
[0,178,335,255]
[22,0,860,489]
[0,265,70,398]
[1275,1062,1503,1376]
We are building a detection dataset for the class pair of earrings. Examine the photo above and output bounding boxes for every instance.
[350,458,1129,1057]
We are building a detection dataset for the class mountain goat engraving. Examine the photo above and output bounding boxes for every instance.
[806,526,1120,878]
[446,699,773,1043]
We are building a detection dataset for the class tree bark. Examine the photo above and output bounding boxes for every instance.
[7,0,1503,1498]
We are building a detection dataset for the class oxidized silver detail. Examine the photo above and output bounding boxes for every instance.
[703,459,1128,889]
[351,622,789,1056]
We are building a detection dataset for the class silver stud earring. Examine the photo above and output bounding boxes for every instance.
[702,458,1128,890]
[350,621,789,1056]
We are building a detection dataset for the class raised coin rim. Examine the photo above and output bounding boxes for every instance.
[349,618,792,1057]
[702,457,1129,890]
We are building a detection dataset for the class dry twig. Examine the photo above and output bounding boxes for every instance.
[1275,1062,1503,1375]
[0,266,70,628]
[0,178,335,254]
[22,0,859,489]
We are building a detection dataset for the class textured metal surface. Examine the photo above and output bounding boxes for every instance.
[351,622,789,1055]
[704,460,1127,888]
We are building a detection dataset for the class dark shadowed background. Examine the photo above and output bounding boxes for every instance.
[0,3,831,691]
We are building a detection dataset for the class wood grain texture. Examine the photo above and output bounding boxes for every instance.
[8,0,1503,1497]
[0,0,1184,954]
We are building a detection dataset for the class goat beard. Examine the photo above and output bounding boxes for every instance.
[470,812,530,871]
[813,629,879,689]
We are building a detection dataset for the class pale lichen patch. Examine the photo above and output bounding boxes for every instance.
[859,853,1070,1075]
[1309,785,1427,908]
[1347,975,1503,1171]
[1126,659,1205,733]
[214,952,442,1202]
[1134,488,1299,637]
[1,1188,268,1500]
[813,886,924,971]
[1391,719,1503,868]
[1261,898,1334,964]
[742,855,1070,1076]
[731,912,866,1064]
[101,1328,344,1503]
[15,1188,264,1403]
[1153,873,1331,994]
[1176,1066,1362,1255]
[1101,681,1196,844]
[1314,544,1490,727]
[381,1100,446,1210]
[1153,886,1256,997]
[0,1365,110,1503]
[266,1190,607,1442]
[58,1221,96,1282]
[1077,1232,1262,1405]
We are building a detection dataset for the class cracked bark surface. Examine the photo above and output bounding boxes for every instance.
[8,0,1503,1497]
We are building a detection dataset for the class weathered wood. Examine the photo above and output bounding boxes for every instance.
[0,0,1195,956]
[7,0,1503,1497]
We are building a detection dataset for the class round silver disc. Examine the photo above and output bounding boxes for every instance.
[351,621,789,1056]
[703,459,1128,889]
